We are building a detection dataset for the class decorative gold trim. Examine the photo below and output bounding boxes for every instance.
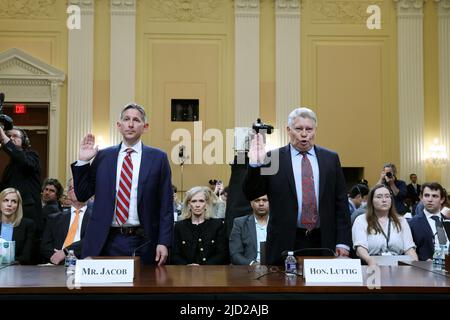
[0,0,57,19]
[311,0,383,24]
[148,0,224,22]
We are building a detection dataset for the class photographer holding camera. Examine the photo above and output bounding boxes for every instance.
[0,125,43,235]
[377,163,408,215]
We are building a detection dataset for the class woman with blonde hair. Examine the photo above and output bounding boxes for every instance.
[0,188,35,264]
[172,186,227,265]
[352,184,418,266]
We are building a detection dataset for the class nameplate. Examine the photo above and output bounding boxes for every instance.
[303,259,362,283]
[75,259,134,283]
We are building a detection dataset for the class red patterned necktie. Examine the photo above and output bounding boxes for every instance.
[115,148,133,225]
[300,152,318,230]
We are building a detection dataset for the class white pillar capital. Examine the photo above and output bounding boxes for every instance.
[276,0,300,13]
[394,0,426,17]
[435,0,450,17]
[68,0,94,14]
[235,0,260,16]
[111,0,136,15]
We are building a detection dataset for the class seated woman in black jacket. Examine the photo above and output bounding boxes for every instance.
[0,188,35,264]
[172,186,227,265]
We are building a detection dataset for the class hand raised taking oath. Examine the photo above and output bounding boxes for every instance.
[79,133,98,161]
[248,133,267,165]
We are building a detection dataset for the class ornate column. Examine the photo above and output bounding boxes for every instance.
[394,0,425,181]
[67,0,94,177]
[110,0,136,144]
[437,0,450,189]
[234,0,260,127]
[49,80,64,178]
[275,0,300,146]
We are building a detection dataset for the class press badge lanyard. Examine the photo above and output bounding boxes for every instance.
[376,218,391,253]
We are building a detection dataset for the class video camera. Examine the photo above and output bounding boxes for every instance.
[234,118,274,152]
[0,92,13,131]
[252,118,273,134]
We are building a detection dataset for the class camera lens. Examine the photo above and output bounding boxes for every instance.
[386,172,392,178]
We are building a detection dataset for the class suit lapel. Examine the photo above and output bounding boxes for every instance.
[80,206,91,236]
[138,145,153,203]
[315,145,326,202]
[247,215,257,252]
[110,144,121,187]
[59,209,71,243]
[281,145,298,200]
[418,211,434,238]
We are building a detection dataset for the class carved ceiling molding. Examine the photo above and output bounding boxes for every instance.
[148,0,224,22]
[311,0,383,24]
[0,0,57,19]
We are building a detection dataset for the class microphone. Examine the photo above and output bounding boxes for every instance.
[178,145,185,158]
[280,248,337,258]
[132,239,153,257]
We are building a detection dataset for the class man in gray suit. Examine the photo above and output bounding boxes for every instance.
[229,195,269,265]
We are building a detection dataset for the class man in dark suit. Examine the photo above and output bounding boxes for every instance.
[406,173,421,210]
[244,107,351,265]
[408,182,448,261]
[71,103,173,265]
[41,178,63,222]
[229,195,269,265]
[0,126,42,234]
[40,178,91,264]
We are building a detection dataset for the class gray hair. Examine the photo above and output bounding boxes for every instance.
[119,103,147,122]
[287,107,317,127]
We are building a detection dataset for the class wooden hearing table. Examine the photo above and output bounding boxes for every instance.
[0,264,449,300]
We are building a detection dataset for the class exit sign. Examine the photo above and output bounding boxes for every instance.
[14,104,27,114]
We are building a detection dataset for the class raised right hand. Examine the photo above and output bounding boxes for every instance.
[79,133,98,161]
[248,133,266,165]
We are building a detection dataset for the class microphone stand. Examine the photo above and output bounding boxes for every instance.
[178,150,188,202]
[180,157,184,202]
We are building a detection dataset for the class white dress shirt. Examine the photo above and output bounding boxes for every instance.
[424,209,449,251]
[111,141,143,226]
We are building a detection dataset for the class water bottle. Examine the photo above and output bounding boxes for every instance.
[432,245,445,270]
[285,251,297,276]
[65,250,77,275]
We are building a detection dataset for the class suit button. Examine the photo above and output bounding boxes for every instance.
[198,238,202,242]
[211,240,214,243]
[200,248,204,251]
[202,258,206,261]
[182,241,186,244]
